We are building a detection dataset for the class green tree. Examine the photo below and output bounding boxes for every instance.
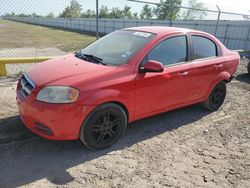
[31,12,41,18]
[19,13,29,17]
[109,7,124,18]
[81,9,95,18]
[99,6,109,18]
[46,12,55,19]
[123,5,133,19]
[182,0,207,20]
[5,12,15,17]
[140,4,153,19]
[153,0,182,20]
[60,0,82,18]
[133,12,139,19]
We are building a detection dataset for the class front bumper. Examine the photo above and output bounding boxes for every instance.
[16,89,95,140]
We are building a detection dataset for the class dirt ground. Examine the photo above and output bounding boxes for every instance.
[0,62,249,188]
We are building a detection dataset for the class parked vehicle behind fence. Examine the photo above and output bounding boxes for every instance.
[16,26,240,150]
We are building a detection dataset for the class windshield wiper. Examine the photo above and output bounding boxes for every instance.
[74,51,87,60]
[74,52,106,66]
[82,53,106,66]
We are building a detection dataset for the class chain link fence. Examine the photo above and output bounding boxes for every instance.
[0,0,250,76]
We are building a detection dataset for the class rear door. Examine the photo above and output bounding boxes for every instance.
[188,34,225,101]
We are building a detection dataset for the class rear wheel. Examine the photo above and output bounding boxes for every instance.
[202,81,226,111]
[79,103,127,150]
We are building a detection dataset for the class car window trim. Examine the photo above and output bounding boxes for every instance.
[189,34,219,61]
[140,34,190,68]
[192,55,220,62]
[162,59,194,68]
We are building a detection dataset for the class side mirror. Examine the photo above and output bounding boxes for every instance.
[139,60,164,73]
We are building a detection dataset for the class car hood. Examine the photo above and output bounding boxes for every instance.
[27,54,117,87]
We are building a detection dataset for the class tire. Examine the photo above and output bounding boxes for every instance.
[201,81,226,111]
[79,103,127,150]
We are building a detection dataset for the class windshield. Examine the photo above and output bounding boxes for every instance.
[81,30,155,66]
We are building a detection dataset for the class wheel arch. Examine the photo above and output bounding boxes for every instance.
[203,71,230,100]
[89,101,130,123]
[82,100,131,127]
[78,101,128,150]
[77,89,133,122]
[109,101,130,122]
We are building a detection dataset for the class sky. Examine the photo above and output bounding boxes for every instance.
[0,0,249,19]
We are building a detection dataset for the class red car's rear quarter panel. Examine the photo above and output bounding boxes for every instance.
[223,51,240,76]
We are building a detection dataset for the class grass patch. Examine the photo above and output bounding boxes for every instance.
[0,19,96,52]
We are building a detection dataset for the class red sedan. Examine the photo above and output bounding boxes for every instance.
[16,27,240,150]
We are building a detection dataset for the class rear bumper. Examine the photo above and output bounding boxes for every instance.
[16,89,95,140]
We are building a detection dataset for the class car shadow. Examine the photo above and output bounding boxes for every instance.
[0,104,210,187]
[235,73,250,84]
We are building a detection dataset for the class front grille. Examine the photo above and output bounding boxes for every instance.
[20,74,35,97]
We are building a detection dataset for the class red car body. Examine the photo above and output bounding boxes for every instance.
[16,27,240,141]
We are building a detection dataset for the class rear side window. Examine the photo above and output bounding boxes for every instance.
[145,35,187,66]
[192,36,217,60]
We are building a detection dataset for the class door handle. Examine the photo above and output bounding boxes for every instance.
[178,71,189,76]
[214,64,223,68]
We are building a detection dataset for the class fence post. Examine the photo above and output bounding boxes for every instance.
[169,0,173,26]
[223,24,229,45]
[215,5,221,37]
[104,20,106,34]
[96,0,99,40]
[194,23,198,30]
[226,25,230,47]
[244,25,250,50]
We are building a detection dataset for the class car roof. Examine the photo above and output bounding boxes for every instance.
[124,26,202,35]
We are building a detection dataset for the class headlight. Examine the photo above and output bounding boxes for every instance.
[36,86,79,103]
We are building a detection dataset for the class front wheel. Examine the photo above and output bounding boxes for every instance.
[79,103,127,150]
[201,81,226,111]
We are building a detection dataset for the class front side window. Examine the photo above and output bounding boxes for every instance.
[81,30,155,66]
[192,35,217,60]
[143,36,188,66]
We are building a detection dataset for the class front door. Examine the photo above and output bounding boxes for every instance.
[134,35,192,119]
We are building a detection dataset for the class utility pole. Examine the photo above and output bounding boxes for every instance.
[215,5,221,37]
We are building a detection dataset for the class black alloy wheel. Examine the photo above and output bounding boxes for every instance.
[92,112,120,144]
[79,103,127,150]
[202,81,226,111]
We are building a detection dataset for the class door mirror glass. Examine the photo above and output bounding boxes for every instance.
[140,60,164,73]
